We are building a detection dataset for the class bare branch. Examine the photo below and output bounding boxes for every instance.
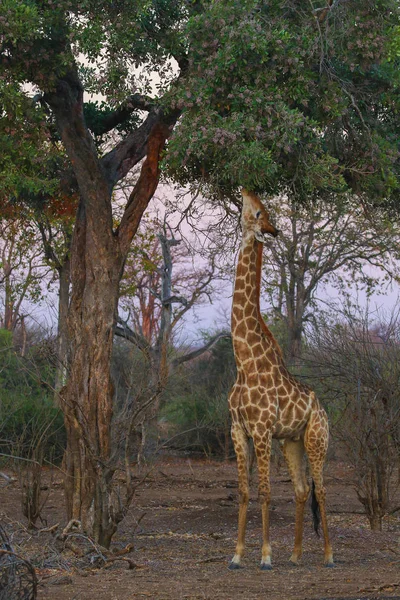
[114,318,152,356]
[172,332,231,367]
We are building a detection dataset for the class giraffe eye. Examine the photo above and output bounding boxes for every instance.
[256,210,261,219]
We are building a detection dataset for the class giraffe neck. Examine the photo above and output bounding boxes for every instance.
[232,234,279,353]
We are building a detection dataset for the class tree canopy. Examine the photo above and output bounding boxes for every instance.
[167,0,400,202]
[1,0,399,205]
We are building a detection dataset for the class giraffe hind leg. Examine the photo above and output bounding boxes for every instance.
[281,438,309,564]
[304,414,334,567]
[310,479,321,536]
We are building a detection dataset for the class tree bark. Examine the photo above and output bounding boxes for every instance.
[287,320,303,365]
[61,190,121,546]
[54,257,70,399]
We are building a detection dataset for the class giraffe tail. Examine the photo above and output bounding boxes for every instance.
[311,479,321,537]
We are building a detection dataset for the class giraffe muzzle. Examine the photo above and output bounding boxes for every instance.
[256,228,280,242]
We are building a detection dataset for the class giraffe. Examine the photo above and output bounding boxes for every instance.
[228,189,333,570]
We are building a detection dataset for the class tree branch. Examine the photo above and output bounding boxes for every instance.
[172,332,231,368]
[88,94,157,137]
[101,107,180,188]
[114,318,152,356]
[162,295,188,306]
[101,111,160,188]
[116,121,172,256]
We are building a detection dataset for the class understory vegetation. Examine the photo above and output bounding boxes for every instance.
[0,328,65,463]
[1,304,399,532]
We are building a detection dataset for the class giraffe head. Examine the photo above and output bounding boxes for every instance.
[241,189,279,242]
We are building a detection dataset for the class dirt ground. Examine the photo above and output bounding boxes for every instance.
[1,456,399,600]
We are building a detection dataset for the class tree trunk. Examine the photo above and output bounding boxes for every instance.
[61,194,122,547]
[3,268,15,333]
[284,252,307,365]
[133,230,181,464]
[368,513,382,531]
[54,258,70,400]
[287,325,303,365]
[44,65,170,547]
[286,306,304,366]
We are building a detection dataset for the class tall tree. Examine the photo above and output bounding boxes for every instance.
[1,0,399,546]
[1,0,183,547]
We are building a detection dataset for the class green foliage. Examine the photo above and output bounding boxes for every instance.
[1,0,399,208]
[387,25,400,63]
[0,330,65,463]
[0,82,60,200]
[71,0,186,99]
[166,0,400,202]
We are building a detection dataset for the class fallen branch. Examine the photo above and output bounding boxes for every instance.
[0,548,38,599]
[38,523,59,535]
[103,556,140,570]
[0,471,16,484]
[61,519,81,537]
[109,543,134,558]
[197,555,228,564]
[359,582,400,593]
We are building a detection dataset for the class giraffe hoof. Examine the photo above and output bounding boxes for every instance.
[325,561,335,568]
[260,563,273,571]
[228,562,243,570]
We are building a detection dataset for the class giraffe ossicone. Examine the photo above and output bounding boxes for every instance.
[228,188,334,570]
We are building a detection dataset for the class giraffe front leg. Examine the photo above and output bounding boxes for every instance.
[229,423,250,570]
[254,432,273,570]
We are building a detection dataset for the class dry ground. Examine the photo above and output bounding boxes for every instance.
[1,457,399,600]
